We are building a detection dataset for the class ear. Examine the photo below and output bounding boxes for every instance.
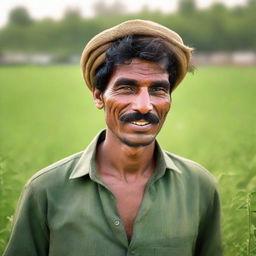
[93,88,104,109]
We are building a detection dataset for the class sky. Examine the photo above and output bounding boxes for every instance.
[0,0,247,28]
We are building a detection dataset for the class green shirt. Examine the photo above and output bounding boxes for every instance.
[4,130,222,256]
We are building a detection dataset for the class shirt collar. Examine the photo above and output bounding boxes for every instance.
[69,130,181,180]
[162,148,182,173]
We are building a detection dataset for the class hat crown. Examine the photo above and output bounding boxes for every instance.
[81,19,193,91]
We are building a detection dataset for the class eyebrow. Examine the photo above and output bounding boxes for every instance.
[114,78,138,87]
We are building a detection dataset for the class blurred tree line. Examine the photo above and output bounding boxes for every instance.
[0,0,255,61]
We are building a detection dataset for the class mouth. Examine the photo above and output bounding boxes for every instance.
[130,120,150,126]
[120,112,159,126]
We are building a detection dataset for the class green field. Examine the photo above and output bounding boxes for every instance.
[0,65,255,255]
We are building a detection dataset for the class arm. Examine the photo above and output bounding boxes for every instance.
[3,182,49,256]
[195,188,223,256]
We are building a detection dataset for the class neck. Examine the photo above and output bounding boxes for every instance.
[96,130,156,182]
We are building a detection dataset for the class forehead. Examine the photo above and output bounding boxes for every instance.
[108,58,169,85]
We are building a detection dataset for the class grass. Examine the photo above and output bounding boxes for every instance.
[0,65,256,255]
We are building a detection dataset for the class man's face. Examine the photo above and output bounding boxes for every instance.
[94,58,171,147]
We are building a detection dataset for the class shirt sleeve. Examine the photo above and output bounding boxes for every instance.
[3,182,49,256]
[194,187,223,256]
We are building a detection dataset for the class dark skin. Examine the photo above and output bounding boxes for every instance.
[93,58,171,241]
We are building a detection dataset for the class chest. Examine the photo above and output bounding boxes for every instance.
[49,176,200,255]
[105,179,149,240]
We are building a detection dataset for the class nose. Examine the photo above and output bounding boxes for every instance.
[132,89,153,114]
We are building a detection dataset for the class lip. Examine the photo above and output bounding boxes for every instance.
[124,121,155,132]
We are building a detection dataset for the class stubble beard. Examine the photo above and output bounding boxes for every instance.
[119,136,155,147]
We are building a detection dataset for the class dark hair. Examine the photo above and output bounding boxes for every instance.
[94,35,179,92]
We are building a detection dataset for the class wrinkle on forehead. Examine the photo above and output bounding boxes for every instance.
[112,58,169,80]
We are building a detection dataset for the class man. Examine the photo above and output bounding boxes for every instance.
[4,20,222,255]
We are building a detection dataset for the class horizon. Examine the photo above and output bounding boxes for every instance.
[0,0,247,28]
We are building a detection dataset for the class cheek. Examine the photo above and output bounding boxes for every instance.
[104,97,128,121]
[164,100,171,111]
[162,104,171,120]
[104,100,115,119]
[155,99,171,119]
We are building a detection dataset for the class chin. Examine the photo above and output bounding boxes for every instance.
[119,134,156,147]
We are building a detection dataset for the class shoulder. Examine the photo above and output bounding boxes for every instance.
[25,151,83,189]
[165,151,218,191]
[164,151,220,214]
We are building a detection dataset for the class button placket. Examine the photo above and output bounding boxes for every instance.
[98,184,128,247]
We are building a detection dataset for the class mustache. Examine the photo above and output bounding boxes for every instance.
[120,112,159,124]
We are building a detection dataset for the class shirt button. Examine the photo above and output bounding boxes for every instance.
[113,220,120,226]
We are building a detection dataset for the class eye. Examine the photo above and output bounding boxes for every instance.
[150,87,169,94]
[116,86,135,94]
